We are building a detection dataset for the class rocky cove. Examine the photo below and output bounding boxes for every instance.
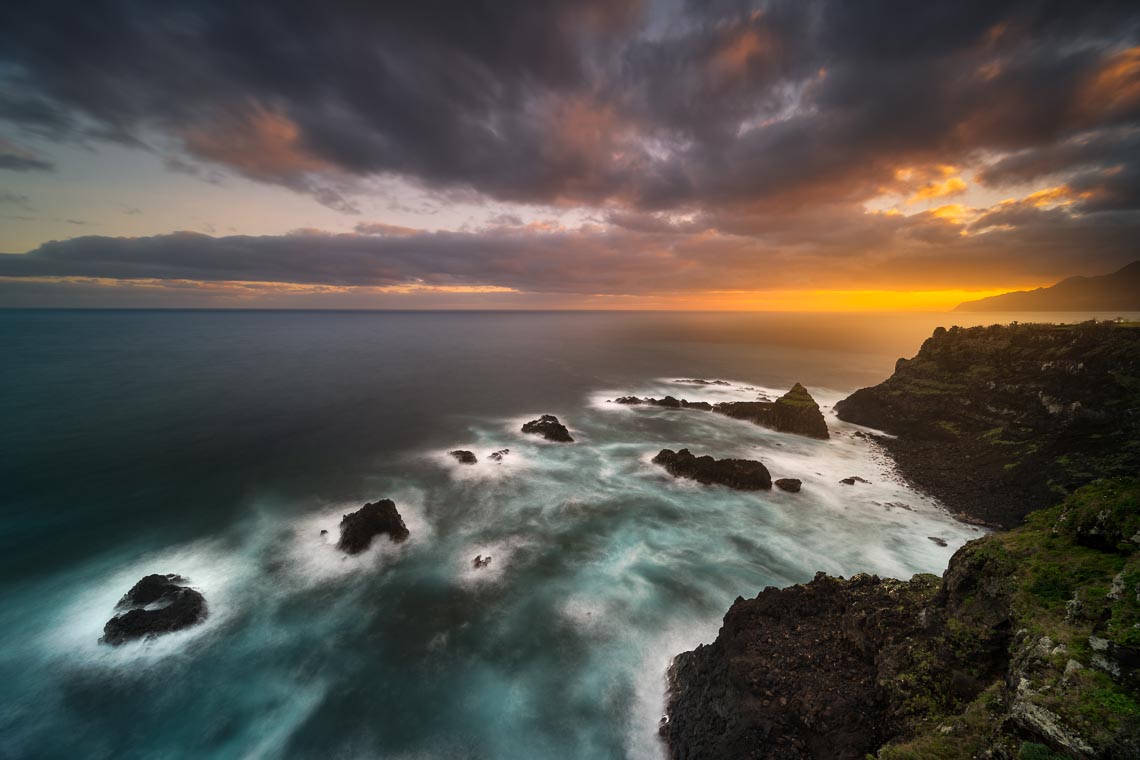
[663,322,1140,759]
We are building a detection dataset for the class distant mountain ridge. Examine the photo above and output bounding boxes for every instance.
[955,260,1140,311]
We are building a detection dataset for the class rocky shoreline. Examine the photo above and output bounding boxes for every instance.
[835,322,1140,529]
[664,322,1140,759]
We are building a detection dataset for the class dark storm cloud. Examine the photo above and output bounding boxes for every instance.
[1,0,1139,295]
[0,137,53,171]
[1,1,1137,209]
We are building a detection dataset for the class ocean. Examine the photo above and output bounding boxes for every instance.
[1,309,1130,759]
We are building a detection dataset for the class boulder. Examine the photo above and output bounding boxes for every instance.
[521,414,574,442]
[774,478,802,492]
[614,396,643,404]
[101,574,207,646]
[489,448,510,462]
[337,499,410,554]
[449,449,477,464]
[652,448,772,490]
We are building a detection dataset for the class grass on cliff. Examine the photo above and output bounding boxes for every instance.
[878,478,1140,759]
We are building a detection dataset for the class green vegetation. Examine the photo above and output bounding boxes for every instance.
[876,479,1140,758]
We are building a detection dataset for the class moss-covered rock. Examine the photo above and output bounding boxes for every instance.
[664,479,1140,759]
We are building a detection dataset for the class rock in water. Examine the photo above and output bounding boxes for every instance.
[101,574,207,646]
[774,478,802,492]
[715,382,829,439]
[521,414,574,442]
[489,448,510,462]
[336,499,410,554]
[449,449,477,464]
[652,448,772,490]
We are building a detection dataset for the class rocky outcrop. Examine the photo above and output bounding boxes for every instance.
[652,448,772,490]
[449,450,477,464]
[614,396,714,411]
[101,574,208,645]
[663,478,1140,760]
[774,478,801,492]
[337,499,410,554]
[521,414,574,442]
[715,383,829,439]
[835,322,1140,528]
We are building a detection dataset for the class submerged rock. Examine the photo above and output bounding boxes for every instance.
[101,574,207,646]
[473,555,493,569]
[521,414,574,442]
[337,499,410,554]
[489,448,510,462]
[774,478,802,492]
[715,382,830,439]
[840,476,870,485]
[652,448,772,490]
[449,449,477,464]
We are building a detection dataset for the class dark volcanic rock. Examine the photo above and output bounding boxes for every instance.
[101,574,207,645]
[614,395,714,411]
[715,383,829,439]
[337,499,410,554]
[521,414,574,442]
[839,476,870,485]
[834,322,1140,528]
[774,478,802,492]
[663,559,1013,760]
[449,449,477,464]
[652,448,772,490]
[663,573,937,760]
[662,479,1140,760]
[489,448,509,461]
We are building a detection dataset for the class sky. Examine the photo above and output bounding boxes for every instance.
[0,0,1138,310]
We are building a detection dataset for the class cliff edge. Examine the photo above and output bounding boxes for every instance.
[835,321,1140,528]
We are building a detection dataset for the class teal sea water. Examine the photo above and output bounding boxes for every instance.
[2,309,1131,759]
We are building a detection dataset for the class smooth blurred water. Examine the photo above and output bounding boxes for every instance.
[1,309,1131,759]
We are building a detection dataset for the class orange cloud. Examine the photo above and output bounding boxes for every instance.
[930,203,970,223]
[908,176,968,203]
[1080,46,1140,120]
[183,105,330,178]
[710,28,766,78]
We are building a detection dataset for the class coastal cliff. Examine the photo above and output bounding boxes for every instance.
[835,321,1140,528]
[664,479,1140,759]
[664,322,1140,759]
